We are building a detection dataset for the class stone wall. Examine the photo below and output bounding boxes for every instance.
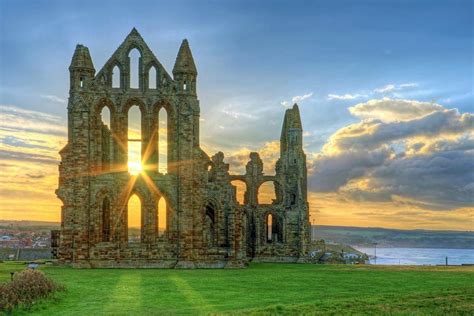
[56,29,310,268]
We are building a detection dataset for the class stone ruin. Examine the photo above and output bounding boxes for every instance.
[54,28,310,268]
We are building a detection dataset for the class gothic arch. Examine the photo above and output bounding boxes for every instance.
[202,200,218,248]
[145,61,160,90]
[109,61,124,88]
[94,98,116,116]
[263,211,284,244]
[95,188,114,242]
[123,97,147,114]
[125,43,144,58]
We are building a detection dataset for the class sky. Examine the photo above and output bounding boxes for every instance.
[0,0,473,230]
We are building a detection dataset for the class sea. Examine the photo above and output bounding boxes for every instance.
[353,247,474,266]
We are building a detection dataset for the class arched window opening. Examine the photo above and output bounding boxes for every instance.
[100,107,111,128]
[230,180,246,205]
[80,77,84,88]
[127,194,141,242]
[157,197,167,237]
[128,105,142,175]
[102,197,110,242]
[148,66,157,89]
[266,213,282,243]
[129,48,141,89]
[112,65,120,88]
[258,181,277,204]
[266,214,273,242]
[158,108,168,174]
[100,107,112,171]
[183,81,187,91]
[204,204,216,247]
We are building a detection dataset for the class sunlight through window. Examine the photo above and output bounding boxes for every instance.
[128,194,141,243]
[158,197,167,237]
[128,105,142,175]
[158,108,167,174]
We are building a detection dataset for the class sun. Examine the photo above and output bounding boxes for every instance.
[128,161,143,175]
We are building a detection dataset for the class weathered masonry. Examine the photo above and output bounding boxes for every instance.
[55,29,310,268]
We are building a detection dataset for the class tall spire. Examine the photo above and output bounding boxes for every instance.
[173,39,197,76]
[69,44,95,71]
[69,44,95,91]
[280,103,303,154]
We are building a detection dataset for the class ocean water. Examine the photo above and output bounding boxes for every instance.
[354,247,474,265]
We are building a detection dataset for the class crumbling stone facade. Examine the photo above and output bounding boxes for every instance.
[55,29,310,268]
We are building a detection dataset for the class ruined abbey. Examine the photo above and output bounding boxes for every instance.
[55,29,310,268]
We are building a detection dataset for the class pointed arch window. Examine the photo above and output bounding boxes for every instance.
[266,213,282,243]
[128,105,142,175]
[266,214,273,242]
[148,66,157,89]
[127,194,141,243]
[204,204,216,247]
[129,48,141,89]
[112,65,120,88]
[157,197,167,237]
[100,106,112,171]
[158,108,168,174]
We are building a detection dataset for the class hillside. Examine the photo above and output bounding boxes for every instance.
[313,225,474,249]
[2,221,473,249]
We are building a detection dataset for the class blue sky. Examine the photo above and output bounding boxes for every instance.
[0,0,473,229]
[1,0,472,137]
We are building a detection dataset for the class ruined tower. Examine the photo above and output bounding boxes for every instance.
[55,29,310,268]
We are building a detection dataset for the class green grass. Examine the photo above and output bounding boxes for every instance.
[1,262,473,315]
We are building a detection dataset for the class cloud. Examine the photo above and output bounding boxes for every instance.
[349,98,443,122]
[40,95,67,104]
[0,105,67,136]
[310,148,391,192]
[373,83,418,94]
[221,106,257,119]
[309,98,474,211]
[327,94,364,100]
[324,107,472,152]
[292,93,313,103]
[281,92,313,108]
[0,105,66,221]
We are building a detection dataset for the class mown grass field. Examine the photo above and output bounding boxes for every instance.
[1,261,473,315]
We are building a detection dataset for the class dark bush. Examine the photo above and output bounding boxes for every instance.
[0,269,65,312]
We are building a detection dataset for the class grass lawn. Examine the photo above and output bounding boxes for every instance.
[1,261,473,315]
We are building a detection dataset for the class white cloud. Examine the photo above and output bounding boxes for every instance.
[40,95,67,104]
[399,83,418,89]
[373,83,418,94]
[0,105,66,136]
[309,98,474,210]
[349,98,444,122]
[327,94,364,100]
[221,107,256,119]
[281,92,313,108]
[292,92,313,103]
